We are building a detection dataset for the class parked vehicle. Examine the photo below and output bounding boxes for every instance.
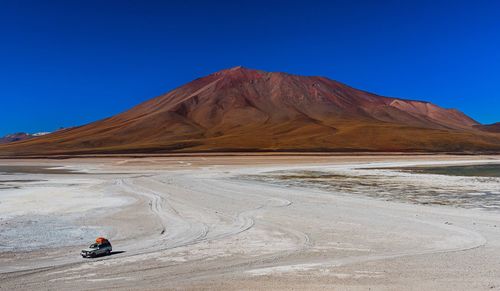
[81,237,112,258]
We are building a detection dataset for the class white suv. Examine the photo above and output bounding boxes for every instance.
[81,240,112,258]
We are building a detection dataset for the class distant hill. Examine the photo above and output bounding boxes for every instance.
[0,132,50,144]
[475,122,500,133]
[0,133,34,144]
[0,67,499,156]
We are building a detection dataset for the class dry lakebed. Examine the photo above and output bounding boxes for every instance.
[0,155,499,290]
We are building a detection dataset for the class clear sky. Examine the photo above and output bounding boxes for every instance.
[1,0,499,135]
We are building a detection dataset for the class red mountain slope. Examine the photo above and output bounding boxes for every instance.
[1,66,499,156]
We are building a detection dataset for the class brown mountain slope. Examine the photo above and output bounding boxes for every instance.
[1,66,499,156]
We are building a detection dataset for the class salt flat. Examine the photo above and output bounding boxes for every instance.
[0,155,499,290]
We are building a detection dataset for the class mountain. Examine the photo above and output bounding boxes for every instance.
[0,132,50,144]
[475,122,500,133]
[0,133,34,144]
[0,66,499,156]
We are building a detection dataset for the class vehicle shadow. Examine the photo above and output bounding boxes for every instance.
[109,251,126,256]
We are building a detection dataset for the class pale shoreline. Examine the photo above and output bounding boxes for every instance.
[1,155,500,290]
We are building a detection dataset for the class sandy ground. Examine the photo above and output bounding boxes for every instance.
[0,155,500,290]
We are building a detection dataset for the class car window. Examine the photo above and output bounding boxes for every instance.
[90,243,97,248]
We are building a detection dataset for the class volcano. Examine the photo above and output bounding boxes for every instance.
[1,66,499,156]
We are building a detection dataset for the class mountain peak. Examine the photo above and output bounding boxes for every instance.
[210,66,266,82]
[215,65,261,74]
[228,65,244,70]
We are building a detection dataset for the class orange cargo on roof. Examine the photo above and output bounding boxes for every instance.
[96,237,108,244]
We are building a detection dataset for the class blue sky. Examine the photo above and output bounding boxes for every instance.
[1,0,499,135]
